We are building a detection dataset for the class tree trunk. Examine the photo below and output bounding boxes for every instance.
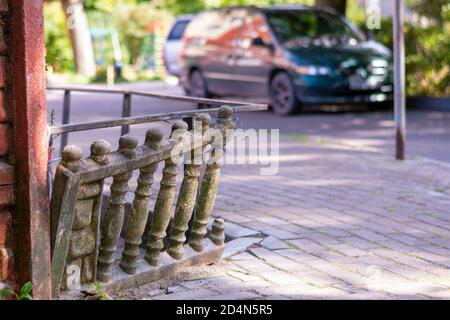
[61,0,96,77]
[315,0,347,16]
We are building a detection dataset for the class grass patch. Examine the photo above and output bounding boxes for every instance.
[433,187,446,193]
[286,242,300,250]
[286,133,309,143]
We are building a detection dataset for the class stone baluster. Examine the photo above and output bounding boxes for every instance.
[119,129,163,274]
[145,121,188,266]
[97,136,137,282]
[210,218,225,246]
[189,106,235,252]
[167,114,211,260]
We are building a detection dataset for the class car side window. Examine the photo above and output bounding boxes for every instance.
[237,10,272,49]
[185,10,243,48]
[168,20,189,40]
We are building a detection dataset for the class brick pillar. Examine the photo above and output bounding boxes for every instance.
[0,0,51,299]
[0,0,14,288]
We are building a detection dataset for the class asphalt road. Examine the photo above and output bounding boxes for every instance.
[47,81,450,163]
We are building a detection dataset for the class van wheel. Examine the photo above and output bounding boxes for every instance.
[270,72,299,115]
[189,70,210,109]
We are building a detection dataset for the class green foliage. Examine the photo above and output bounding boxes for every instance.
[93,282,110,300]
[407,0,449,26]
[354,2,450,97]
[111,3,166,65]
[44,1,75,73]
[0,282,33,300]
[159,0,207,15]
[159,0,314,15]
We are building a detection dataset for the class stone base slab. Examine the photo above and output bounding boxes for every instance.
[59,239,223,298]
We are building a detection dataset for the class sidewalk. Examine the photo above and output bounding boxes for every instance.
[112,135,450,300]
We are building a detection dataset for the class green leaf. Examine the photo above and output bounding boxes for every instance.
[19,282,33,298]
[0,289,17,298]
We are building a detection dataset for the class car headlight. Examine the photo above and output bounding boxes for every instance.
[294,65,330,76]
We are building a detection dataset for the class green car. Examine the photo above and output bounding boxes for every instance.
[180,5,393,115]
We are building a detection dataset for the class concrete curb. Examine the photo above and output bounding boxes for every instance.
[407,96,450,112]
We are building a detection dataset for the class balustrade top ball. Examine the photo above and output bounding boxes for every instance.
[119,135,138,150]
[62,145,83,162]
[145,128,164,144]
[91,140,111,156]
[90,140,111,165]
[172,120,189,132]
[196,113,211,125]
[218,105,233,119]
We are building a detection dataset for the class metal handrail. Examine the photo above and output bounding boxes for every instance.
[47,86,268,156]
[47,86,267,107]
[48,105,266,135]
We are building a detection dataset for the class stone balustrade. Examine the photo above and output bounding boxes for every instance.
[50,106,235,296]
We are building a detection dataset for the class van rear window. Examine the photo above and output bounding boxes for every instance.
[168,20,190,40]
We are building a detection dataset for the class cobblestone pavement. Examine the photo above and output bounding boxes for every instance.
[113,135,450,300]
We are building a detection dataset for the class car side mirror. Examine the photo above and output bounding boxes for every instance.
[251,37,275,53]
[366,31,375,40]
[251,37,266,46]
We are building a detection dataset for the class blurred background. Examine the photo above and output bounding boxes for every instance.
[44,0,449,98]
[45,0,450,164]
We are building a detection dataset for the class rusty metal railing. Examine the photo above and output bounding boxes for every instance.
[47,86,267,157]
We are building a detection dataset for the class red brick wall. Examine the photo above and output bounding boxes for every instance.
[0,0,14,287]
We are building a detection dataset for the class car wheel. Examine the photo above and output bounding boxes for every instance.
[189,70,210,109]
[269,72,300,115]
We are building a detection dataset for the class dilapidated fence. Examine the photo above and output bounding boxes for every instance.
[46,86,266,156]
[47,91,267,298]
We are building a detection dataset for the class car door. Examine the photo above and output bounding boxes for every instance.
[232,9,274,97]
[198,9,243,96]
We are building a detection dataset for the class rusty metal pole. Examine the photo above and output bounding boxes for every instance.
[393,0,406,160]
[121,93,132,136]
[60,90,71,154]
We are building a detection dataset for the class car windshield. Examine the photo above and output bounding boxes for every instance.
[266,10,365,48]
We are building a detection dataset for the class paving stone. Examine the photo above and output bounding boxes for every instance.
[258,270,303,286]
[233,258,278,273]
[249,247,302,272]
[338,291,392,300]
[113,137,450,300]
[307,233,344,245]
[260,236,290,250]
[349,229,388,242]
[255,215,289,226]
[228,252,257,261]
[150,289,217,300]
[287,238,325,255]
[274,248,323,263]
[226,270,264,283]
[206,291,261,300]
[327,243,371,258]
[262,228,299,240]
[341,236,381,250]
[257,295,291,300]
[222,237,263,259]
[224,222,261,239]
[422,290,450,299]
